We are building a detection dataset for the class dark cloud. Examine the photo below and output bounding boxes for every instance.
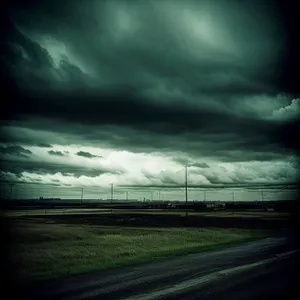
[1,19,297,162]
[172,158,210,168]
[119,181,299,189]
[0,118,296,163]
[48,150,65,156]
[0,145,32,158]
[5,0,297,93]
[51,179,60,182]
[34,143,52,148]
[193,162,210,168]
[0,159,125,178]
[76,151,102,159]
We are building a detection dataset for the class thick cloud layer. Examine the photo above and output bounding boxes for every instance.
[1,0,299,188]
[0,145,32,158]
[1,159,123,178]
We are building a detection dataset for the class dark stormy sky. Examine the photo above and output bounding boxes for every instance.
[1,0,299,189]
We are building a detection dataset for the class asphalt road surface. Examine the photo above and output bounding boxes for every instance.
[21,232,298,300]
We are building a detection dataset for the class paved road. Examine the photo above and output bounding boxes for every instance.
[21,233,298,300]
[125,252,298,300]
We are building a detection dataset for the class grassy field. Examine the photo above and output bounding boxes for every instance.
[9,218,268,283]
[4,208,109,217]
[4,208,291,219]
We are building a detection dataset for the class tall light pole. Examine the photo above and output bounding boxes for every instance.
[80,187,84,206]
[185,165,188,217]
[232,190,235,216]
[110,183,114,213]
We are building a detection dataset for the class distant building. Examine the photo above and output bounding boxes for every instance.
[39,197,61,200]
[206,202,225,209]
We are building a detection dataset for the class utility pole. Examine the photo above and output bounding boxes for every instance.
[185,165,188,217]
[261,190,264,211]
[232,190,235,215]
[80,187,84,206]
[204,190,206,203]
[110,183,114,213]
[126,191,128,201]
[10,183,14,200]
[158,190,161,201]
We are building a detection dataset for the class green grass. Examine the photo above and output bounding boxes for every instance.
[5,209,291,219]
[10,219,268,283]
[4,208,108,217]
